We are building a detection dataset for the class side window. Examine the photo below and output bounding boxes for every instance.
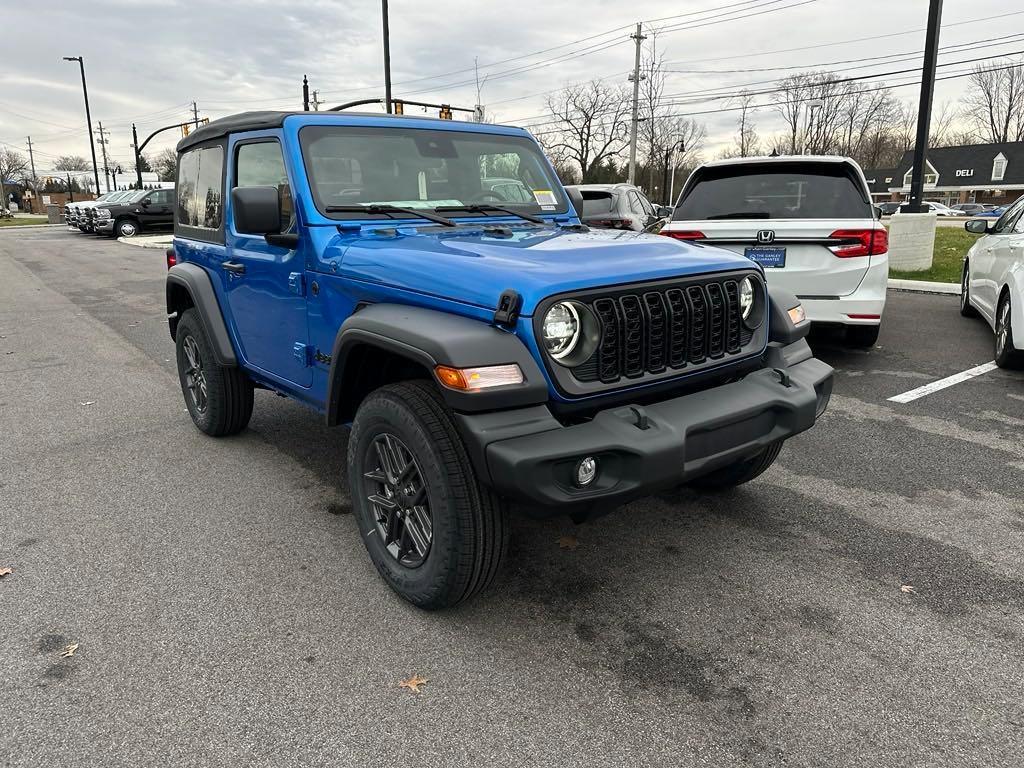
[176,145,224,237]
[637,192,656,216]
[628,191,645,214]
[235,141,293,228]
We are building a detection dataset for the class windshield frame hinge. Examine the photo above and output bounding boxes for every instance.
[493,289,522,328]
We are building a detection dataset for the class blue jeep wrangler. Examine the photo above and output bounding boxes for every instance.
[166,111,832,609]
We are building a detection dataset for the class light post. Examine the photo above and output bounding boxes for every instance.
[805,100,823,155]
[382,0,393,113]
[665,139,685,207]
[62,56,101,197]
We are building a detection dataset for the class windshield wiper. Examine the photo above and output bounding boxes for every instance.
[324,204,456,227]
[434,204,545,224]
[706,211,771,220]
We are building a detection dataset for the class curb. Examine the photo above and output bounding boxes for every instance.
[117,236,172,250]
[0,223,65,231]
[888,278,960,296]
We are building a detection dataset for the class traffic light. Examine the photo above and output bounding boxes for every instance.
[393,100,404,115]
[181,123,190,137]
[439,104,453,120]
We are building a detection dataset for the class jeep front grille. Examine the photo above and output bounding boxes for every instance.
[572,276,756,385]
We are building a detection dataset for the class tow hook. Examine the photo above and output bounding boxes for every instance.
[772,368,792,388]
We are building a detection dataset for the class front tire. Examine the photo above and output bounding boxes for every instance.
[689,442,783,490]
[960,261,978,317]
[115,218,139,238]
[175,308,254,435]
[846,324,880,348]
[994,293,1024,370]
[348,381,508,610]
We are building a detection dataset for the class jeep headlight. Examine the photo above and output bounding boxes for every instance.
[740,276,765,329]
[543,302,580,360]
[739,277,754,320]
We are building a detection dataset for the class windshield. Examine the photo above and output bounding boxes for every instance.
[674,162,871,220]
[300,126,567,220]
[577,190,616,216]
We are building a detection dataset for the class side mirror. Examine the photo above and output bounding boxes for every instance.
[565,186,585,219]
[232,186,281,235]
[655,205,672,218]
[965,219,990,235]
[140,198,151,207]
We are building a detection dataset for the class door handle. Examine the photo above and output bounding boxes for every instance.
[222,261,246,275]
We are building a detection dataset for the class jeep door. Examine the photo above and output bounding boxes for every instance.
[223,135,311,387]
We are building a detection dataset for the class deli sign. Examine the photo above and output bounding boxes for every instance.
[955,168,975,178]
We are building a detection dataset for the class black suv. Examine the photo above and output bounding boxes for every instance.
[94,188,176,237]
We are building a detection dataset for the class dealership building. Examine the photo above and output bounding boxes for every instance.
[866,141,1024,207]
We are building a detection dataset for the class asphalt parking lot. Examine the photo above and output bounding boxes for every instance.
[2,226,1023,768]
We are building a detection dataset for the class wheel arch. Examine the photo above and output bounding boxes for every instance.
[325,304,549,426]
[1001,275,1024,352]
[166,262,238,366]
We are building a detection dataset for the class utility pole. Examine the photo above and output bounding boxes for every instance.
[62,56,101,196]
[191,101,200,129]
[908,0,943,212]
[382,0,393,113]
[132,123,143,189]
[26,136,39,214]
[303,75,310,111]
[95,122,111,193]
[473,57,486,122]
[67,173,74,203]
[668,140,685,207]
[311,90,323,111]
[627,23,646,185]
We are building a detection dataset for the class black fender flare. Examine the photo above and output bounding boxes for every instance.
[166,262,237,366]
[326,304,549,424]
[767,285,811,345]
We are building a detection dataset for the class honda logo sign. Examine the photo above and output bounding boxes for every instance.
[756,230,775,244]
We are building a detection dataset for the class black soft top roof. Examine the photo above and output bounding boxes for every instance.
[176,110,495,153]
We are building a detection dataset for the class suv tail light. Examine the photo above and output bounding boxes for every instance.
[166,247,177,269]
[828,228,888,258]
[661,230,706,241]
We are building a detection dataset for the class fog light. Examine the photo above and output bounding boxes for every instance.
[575,456,598,487]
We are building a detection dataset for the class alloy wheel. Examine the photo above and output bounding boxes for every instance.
[362,433,433,567]
[119,221,137,237]
[997,300,1010,356]
[961,267,969,311]
[182,335,208,413]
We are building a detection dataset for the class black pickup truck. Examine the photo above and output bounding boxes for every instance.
[93,188,176,237]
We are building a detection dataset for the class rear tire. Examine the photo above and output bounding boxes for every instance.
[175,308,254,436]
[994,292,1024,370]
[689,442,783,490]
[960,262,978,317]
[348,380,509,610]
[846,324,880,348]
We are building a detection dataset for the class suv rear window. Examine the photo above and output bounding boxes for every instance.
[674,162,870,220]
[577,190,616,216]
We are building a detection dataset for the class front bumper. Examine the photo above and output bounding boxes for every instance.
[456,343,832,514]
[95,218,114,233]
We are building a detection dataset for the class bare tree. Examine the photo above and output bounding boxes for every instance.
[733,91,760,157]
[54,155,91,172]
[543,80,631,182]
[0,148,30,211]
[152,148,178,182]
[773,73,812,154]
[962,58,1024,143]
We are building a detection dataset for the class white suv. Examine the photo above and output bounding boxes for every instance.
[661,156,888,347]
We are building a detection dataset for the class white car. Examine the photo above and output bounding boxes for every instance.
[962,195,1024,368]
[661,155,888,347]
[895,200,956,216]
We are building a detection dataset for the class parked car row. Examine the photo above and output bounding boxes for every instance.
[872,200,1001,217]
[64,187,175,237]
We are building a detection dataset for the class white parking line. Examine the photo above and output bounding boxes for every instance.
[887,361,999,404]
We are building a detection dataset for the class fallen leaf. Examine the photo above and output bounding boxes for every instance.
[79,401,95,406]
[901,585,916,594]
[557,535,579,551]
[60,643,79,658]
[0,567,12,577]
[399,674,428,693]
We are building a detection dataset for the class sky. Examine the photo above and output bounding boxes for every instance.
[1,0,1021,175]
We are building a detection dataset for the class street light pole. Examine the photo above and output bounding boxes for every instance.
[908,0,944,212]
[382,0,393,114]
[63,56,101,197]
[132,123,143,189]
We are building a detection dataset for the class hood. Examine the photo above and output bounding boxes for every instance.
[329,224,755,315]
